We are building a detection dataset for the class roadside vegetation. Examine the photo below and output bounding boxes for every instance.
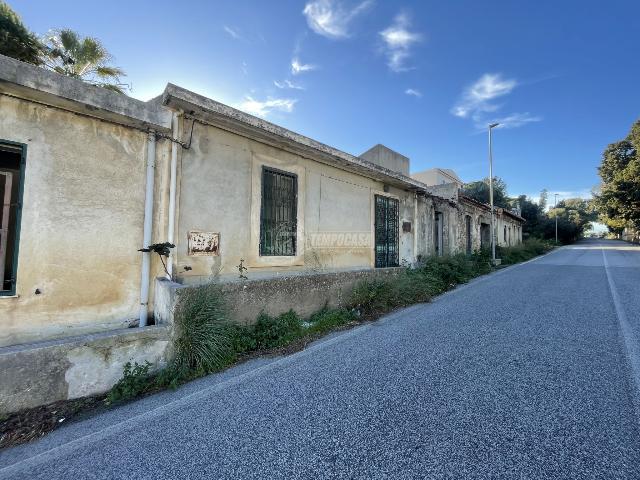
[593,118,640,241]
[99,242,551,406]
[464,177,596,243]
[1,241,552,448]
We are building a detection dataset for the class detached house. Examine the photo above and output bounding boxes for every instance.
[0,54,523,413]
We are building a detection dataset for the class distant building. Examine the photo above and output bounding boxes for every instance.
[411,168,464,189]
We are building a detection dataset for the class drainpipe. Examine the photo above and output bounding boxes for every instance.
[413,192,418,264]
[139,131,156,327]
[167,113,180,279]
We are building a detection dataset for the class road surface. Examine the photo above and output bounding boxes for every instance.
[1,238,639,479]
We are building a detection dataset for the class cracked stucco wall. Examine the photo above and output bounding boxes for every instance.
[0,95,170,348]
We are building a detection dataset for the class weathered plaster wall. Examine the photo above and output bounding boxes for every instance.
[0,95,169,347]
[0,326,170,414]
[455,199,523,252]
[173,122,416,281]
[154,268,403,328]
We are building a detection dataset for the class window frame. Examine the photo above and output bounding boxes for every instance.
[259,166,298,257]
[0,140,27,297]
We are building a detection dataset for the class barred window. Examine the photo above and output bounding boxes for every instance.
[259,167,297,256]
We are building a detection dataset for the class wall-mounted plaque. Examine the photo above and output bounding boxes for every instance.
[187,231,220,256]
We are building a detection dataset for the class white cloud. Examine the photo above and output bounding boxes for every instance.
[405,88,422,98]
[379,12,423,72]
[291,58,317,75]
[237,96,297,117]
[303,0,373,39]
[452,73,516,118]
[452,73,541,130]
[490,112,542,129]
[274,79,305,90]
[223,25,242,40]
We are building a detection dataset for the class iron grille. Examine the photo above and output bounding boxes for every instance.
[260,167,297,256]
[374,195,399,268]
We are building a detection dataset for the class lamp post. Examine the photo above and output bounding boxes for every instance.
[488,123,500,264]
[554,193,559,244]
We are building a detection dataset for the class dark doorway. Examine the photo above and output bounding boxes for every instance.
[374,195,399,268]
[465,215,472,255]
[480,223,490,250]
[434,211,443,256]
[1,141,25,296]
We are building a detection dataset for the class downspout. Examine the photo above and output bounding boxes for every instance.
[139,131,156,327]
[413,192,418,264]
[167,112,180,278]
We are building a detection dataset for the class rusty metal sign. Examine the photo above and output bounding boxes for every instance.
[187,231,220,256]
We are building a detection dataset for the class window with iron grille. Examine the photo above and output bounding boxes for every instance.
[374,195,399,268]
[260,167,297,256]
[0,141,26,296]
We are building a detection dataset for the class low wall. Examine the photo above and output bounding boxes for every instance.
[0,326,171,415]
[155,268,403,326]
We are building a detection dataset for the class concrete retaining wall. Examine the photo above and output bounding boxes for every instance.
[155,268,403,326]
[0,326,171,415]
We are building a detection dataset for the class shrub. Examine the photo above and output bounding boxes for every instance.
[172,284,236,374]
[350,278,397,313]
[306,308,356,335]
[228,323,257,355]
[105,361,153,405]
[253,310,303,350]
[498,238,553,265]
[351,251,496,316]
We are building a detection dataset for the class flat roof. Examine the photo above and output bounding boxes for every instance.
[161,83,431,192]
[0,54,172,131]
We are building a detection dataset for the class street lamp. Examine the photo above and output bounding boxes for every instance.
[488,123,500,264]
[554,193,559,244]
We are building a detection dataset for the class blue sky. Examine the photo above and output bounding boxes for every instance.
[13,0,640,201]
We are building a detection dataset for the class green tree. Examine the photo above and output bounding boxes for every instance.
[462,177,511,209]
[539,189,548,211]
[516,194,545,238]
[40,29,127,93]
[0,1,42,64]
[594,119,640,233]
[546,198,596,243]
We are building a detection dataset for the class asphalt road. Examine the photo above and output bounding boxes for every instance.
[2,238,640,479]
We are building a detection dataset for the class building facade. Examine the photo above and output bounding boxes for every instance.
[0,55,523,349]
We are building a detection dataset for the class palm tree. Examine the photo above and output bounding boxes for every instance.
[41,29,127,94]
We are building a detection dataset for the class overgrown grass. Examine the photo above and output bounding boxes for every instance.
[106,245,547,405]
[306,307,357,335]
[172,284,236,375]
[497,238,554,265]
[349,251,492,316]
[105,301,360,405]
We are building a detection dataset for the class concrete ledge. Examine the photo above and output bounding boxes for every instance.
[155,268,404,326]
[0,326,171,415]
[0,54,172,132]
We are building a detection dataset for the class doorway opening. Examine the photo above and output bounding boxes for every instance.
[1,141,25,296]
[374,195,399,268]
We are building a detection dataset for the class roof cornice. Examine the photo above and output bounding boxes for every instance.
[161,83,430,191]
[0,54,172,132]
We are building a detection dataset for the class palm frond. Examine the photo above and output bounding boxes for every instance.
[94,65,124,79]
